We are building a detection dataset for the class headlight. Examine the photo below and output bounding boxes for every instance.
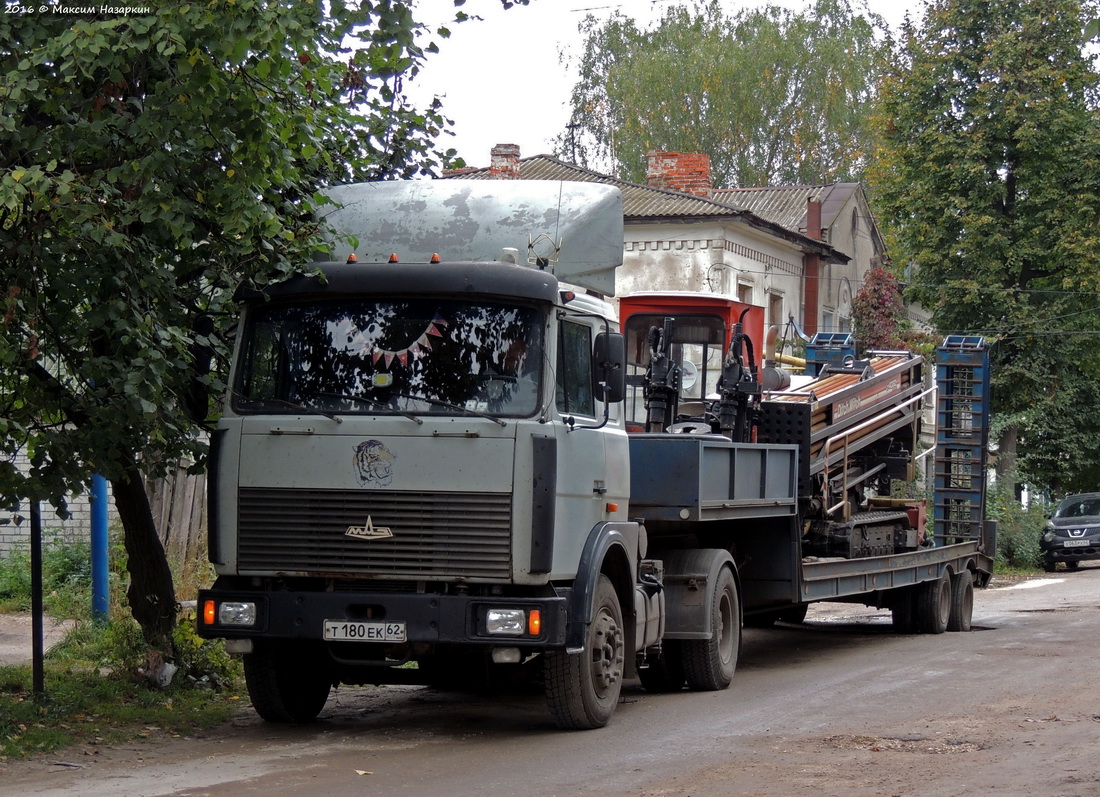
[485,608,526,635]
[213,601,257,627]
[483,607,542,636]
[1043,531,1055,543]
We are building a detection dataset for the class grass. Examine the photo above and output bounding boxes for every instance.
[0,529,244,763]
[0,654,242,761]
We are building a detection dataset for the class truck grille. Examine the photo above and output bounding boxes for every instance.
[237,488,513,579]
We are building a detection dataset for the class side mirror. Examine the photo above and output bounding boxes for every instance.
[593,332,626,404]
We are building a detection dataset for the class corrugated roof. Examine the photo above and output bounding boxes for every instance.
[444,155,847,262]
[712,183,860,236]
[446,154,747,220]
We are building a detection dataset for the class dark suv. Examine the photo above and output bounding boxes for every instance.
[1042,493,1100,571]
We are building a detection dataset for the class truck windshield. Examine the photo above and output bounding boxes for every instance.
[233,299,544,419]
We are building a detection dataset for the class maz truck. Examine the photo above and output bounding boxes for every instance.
[197,180,993,729]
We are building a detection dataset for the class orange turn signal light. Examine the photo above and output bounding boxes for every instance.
[606,502,620,513]
[528,609,542,636]
[202,600,216,626]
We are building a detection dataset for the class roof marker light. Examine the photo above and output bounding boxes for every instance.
[388,253,400,263]
[346,253,358,263]
[430,253,442,263]
[560,290,576,304]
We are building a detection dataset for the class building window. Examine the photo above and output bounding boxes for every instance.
[737,281,753,305]
[767,292,784,330]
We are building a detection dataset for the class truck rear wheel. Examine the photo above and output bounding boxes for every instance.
[545,575,625,729]
[682,566,739,691]
[947,572,974,632]
[916,571,952,634]
[243,640,332,723]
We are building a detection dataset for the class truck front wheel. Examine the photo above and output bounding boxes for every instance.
[682,566,739,691]
[545,575,625,729]
[243,640,333,723]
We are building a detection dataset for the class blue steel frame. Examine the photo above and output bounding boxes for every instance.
[933,336,991,548]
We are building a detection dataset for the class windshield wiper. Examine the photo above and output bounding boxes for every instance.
[232,392,343,423]
[389,391,508,427]
[314,392,424,425]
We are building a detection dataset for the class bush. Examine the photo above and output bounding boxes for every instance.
[0,534,91,614]
[0,547,32,610]
[988,486,1046,570]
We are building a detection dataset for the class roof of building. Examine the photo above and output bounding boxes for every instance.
[712,183,862,237]
[444,154,847,262]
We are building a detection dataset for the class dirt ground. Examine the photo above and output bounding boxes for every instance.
[0,613,73,668]
[2,569,1100,797]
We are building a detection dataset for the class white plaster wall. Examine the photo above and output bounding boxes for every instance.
[618,220,805,332]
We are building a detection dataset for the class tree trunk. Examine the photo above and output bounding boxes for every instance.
[112,456,177,649]
[995,424,1018,484]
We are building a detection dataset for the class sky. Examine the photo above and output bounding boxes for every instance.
[406,0,925,169]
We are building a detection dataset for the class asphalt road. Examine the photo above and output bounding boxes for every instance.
[3,566,1099,797]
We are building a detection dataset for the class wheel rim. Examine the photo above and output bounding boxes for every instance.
[589,606,624,698]
[937,576,952,625]
[717,588,734,666]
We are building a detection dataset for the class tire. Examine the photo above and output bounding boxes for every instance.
[545,574,625,729]
[947,572,974,632]
[682,566,739,691]
[638,640,685,693]
[778,603,809,625]
[916,571,952,634]
[1066,560,1080,571]
[890,587,918,634]
[243,640,333,723]
[743,611,779,629]
[1043,559,1058,573]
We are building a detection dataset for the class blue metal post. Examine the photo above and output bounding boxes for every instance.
[90,474,109,623]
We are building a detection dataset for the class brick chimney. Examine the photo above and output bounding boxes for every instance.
[645,151,712,198]
[489,143,522,179]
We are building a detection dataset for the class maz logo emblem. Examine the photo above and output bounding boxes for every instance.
[345,516,394,541]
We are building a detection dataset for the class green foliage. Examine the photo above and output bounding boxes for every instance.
[561,0,892,186]
[0,534,91,614]
[869,0,1100,494]
[0,1,475,509]
[987,483,1046,571]
[0,1,519,643]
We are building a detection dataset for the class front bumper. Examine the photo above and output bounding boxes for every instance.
[196,586,569,648]
[1040,537,1100,563]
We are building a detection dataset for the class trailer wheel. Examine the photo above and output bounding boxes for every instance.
[682,566,739,691]
[916,571,952,634]
[545,575,624,729]
[243,640,332,723]
[638,640,685,693]
[947,572,974,632]
[890,587,918,634]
